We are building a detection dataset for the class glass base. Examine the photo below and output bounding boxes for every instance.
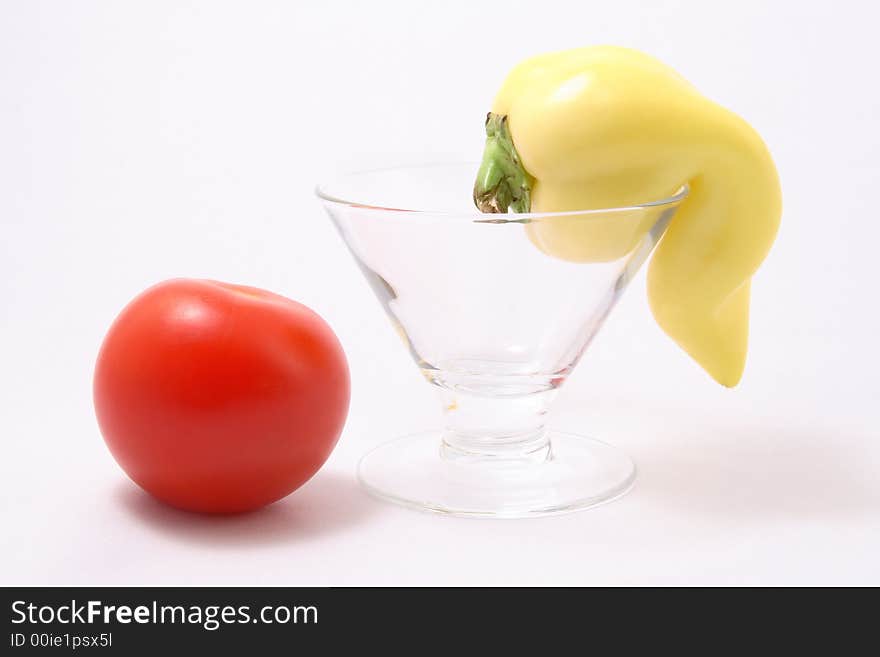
[358,431,636,518]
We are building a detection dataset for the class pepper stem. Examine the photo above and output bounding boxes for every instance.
[473,113,533,214]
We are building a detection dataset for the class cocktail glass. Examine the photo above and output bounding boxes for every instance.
[317,163,687,518]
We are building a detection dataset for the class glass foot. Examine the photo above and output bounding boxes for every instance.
[358,430,636,518]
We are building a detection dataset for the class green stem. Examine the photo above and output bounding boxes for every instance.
[473,113,533,214]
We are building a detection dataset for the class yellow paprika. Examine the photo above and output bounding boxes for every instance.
[473,46,781,387]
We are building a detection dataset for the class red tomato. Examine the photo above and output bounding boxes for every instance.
[94,279,350,513]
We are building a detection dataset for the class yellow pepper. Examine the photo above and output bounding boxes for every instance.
[473,46,781,387]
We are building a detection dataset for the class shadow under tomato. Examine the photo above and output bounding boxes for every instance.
[115,470,380,547]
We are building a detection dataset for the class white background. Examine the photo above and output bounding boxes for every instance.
[2,0,878,586]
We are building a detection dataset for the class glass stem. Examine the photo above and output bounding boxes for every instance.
[437,386,554,464]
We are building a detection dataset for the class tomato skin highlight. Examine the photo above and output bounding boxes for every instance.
[93,279,350,513]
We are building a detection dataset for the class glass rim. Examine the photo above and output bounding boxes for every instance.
[315,162,689,222]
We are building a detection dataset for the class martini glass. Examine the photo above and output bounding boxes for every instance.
[317,163,687,518]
